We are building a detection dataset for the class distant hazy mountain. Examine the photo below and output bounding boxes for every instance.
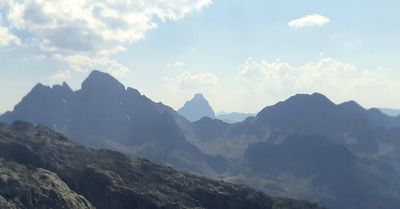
[0,70,227,176]
[216,112,256,123]
[228,93,400,155]
[178,93,215,122]
[379,108,400,117]
[0,121,322,209]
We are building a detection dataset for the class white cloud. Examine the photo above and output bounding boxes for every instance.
[288,14,330,28]
[0,0,12,9]
[167,61,184,67]
[0,15,21,46]
[53,54,130,77]
[174,61,184,67]
[238,57,295,92]
[51,70,71,80]
[4,0,211,54]
[107,62,129,77]
[165,71,218,91]
[236,57,400,109]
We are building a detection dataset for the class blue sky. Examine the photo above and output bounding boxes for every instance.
[1,0,400,114]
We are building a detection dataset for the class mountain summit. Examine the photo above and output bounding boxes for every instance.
[0,71,227,176]
[178,93,215,122]
[81,70,125,93]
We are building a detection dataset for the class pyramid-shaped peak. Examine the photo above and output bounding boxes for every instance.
[194,93,205,99]
[178,93,215,122]
[188,93,211,105]
[81,70,125,92]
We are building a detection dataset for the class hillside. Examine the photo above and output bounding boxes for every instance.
[0,121,322,209]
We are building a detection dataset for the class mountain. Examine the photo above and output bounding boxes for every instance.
[379,108,400,117]
[0,121,323,209]
[216,112,256,123]
[0,70,227,176]
[192,117,231,142]
[242,134,400,209]
[187,93,400,209]
[3,74,400,209]
[227,93,400,155]
[178,93,215,122]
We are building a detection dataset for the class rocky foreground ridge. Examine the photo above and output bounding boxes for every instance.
[0,121,322,209]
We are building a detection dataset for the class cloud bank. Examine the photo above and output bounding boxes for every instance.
[236,57,400,110]
[288,14,330,28]
[0,0,211,80]
[165,71,218,91]
[52,54,129,78]
[0,15,21,46]
[4,0,211,54]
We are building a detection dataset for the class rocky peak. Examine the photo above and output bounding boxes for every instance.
[30,83,51,94]
[284,92,335,108]
[81,70,125,93]
[178,93,215,122]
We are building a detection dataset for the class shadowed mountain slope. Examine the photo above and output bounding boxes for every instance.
[227,93,400,155]
[188,93,400,209]
[0,121,323,209]
[243,134,400,209]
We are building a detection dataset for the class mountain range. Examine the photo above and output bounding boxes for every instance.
[0,71,227,177]
[379,108,400,117]
[0,121,322,209]
[192,93,400,209]
[2,70,400,209]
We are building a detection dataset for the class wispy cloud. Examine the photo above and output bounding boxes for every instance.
[288,14,330,28]
[52,54,129,77]
[51,70,71,80]
[164,71,218,91]
[167,61,184,67]
[236,57,400,108]
[0,16,21,46]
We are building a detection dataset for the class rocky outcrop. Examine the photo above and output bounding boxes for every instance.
[0,158,94,209]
